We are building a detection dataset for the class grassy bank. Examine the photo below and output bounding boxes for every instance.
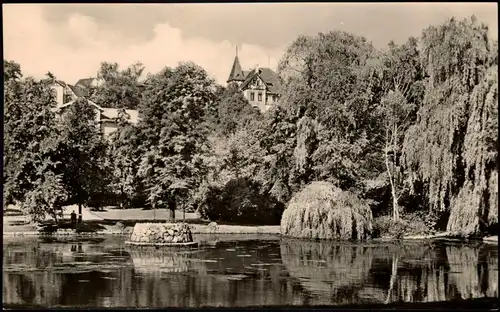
[3,207,496,241]
[3,216,281,237]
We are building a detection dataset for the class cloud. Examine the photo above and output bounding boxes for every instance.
[3,4,285,85]
[4,4,497,86]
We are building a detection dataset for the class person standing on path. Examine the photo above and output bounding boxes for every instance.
[71,210,77,226]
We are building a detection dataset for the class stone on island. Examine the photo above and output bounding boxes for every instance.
[127,222,196,246]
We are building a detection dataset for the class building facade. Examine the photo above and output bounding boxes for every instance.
[48,78,139,136]
[227,53,283,112]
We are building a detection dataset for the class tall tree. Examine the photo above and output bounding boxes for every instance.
[57,98,110,219]
[137,62,216,219]
[4,62,67,221]
[108,109,146,208]
[372,38,425,221]
[278,31,385,194]
[4,60,22,82]
[402,16,497,235]
[90,61,145,109]
[217,82,261,136]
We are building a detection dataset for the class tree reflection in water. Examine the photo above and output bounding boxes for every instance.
[279,240,499,306]
[2,237,498,308]
[280,239,374,305]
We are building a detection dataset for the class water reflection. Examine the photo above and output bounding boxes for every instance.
[280,240,374,305]
[2,236,498,308]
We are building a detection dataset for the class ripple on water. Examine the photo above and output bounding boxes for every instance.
[188,259,218,263]
[213,274,250,281]
[3,265,39,273]
[250,263,275,266]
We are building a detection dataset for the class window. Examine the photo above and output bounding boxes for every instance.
[50,88,58,100]
[258,93,262,102]
[64,93,73,103]
[250,92,255,101]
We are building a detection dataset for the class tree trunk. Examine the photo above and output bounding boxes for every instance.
[169,200,175,220]
[393,124,400,221]
[52,209,59,225]
[120,185,124,209]
[183,202,186,221]
[153,202,156,221]
[385,129,399,222]
[78,203,83,223]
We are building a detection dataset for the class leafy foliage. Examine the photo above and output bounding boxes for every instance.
[4,15,497,236]
[217,82,262,136]
[137,62,216,216]
[4,60,22,82]
[57,98,110,210]
[446,65,498,236]
[402,16,497,236]
[90,62,145,109]
[198,177,284,225]
[281,181,373,240]
[278,31,385,193]
[107,109,147,208]
[3,64,65,220]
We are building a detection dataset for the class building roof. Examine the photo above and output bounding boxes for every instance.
[56,99,104,112]
[101,108,139,124]
[227,56,246,83]
[52,79,66,87]
[240,67,283,94]
[51,77,140,125]
[55,100,139,125]
[67,84,87,97]
[75,77,97,89]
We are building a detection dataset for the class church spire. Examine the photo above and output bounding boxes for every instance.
[227,45,245,83]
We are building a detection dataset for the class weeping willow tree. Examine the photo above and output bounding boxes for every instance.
[402,16,498,235]
[446,65,498,235]
[280,181,373,240]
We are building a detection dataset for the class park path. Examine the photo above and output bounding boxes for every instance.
[62,205,104,221]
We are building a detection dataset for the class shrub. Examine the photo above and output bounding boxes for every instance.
[198,178,284,225]
[372,212,435,239]
[280,181,373,240]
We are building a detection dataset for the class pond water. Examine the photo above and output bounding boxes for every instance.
[3,235,498,308]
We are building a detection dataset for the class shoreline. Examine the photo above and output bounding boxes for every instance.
[2,224,283,237]
[3,225,497,244]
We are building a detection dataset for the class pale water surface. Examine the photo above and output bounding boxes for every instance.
[2,235,498,308]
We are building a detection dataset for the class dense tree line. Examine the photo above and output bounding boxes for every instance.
[3,16,497,236]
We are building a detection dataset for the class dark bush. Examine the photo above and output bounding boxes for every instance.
[372,212,435,239]
[198,178,284,225]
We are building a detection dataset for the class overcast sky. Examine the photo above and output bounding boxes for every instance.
[3,3,497,85]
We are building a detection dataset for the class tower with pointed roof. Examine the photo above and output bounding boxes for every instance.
[227,46,246,86]
[226,45,283,112]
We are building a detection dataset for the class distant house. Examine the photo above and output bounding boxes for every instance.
[47,78,139,137]
[226,52,283,112]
